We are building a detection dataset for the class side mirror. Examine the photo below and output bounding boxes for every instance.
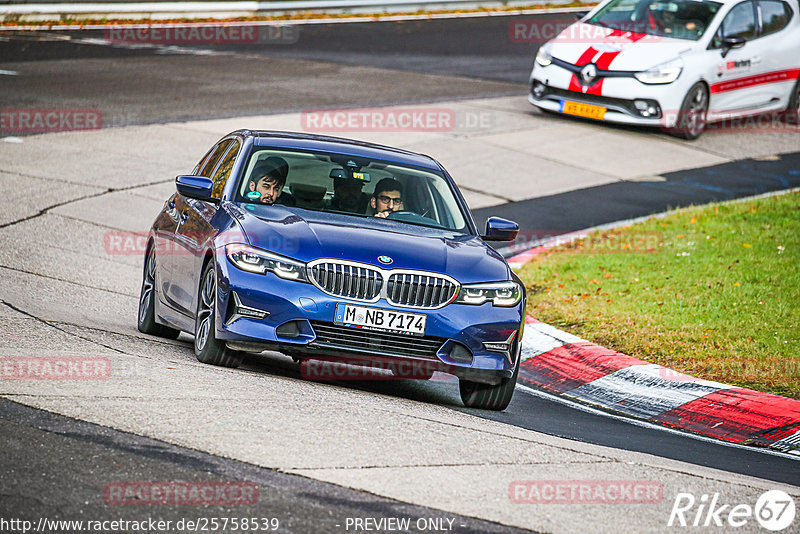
[482,217,519,242]
[176,175,214,201]
[720,35,745,58]
[575,11,589,20]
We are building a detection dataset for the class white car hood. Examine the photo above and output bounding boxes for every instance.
[548,23,693,71]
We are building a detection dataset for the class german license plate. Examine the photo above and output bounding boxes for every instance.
[561,100,607,120]
[334,303,426,336]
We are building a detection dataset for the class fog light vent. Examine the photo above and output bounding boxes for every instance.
[532,81,547,99]
[634,99,661,118]
[276,321,301,338]
[483,331,518,365]
[225,291,269,326]
[449,343,474,364]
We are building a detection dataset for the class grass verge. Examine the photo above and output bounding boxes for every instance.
[517,190,800,399]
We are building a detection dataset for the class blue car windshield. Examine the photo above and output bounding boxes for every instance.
[587,0,722,40]
[234,148,469,232]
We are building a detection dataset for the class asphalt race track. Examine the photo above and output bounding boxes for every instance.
[1,12,799,533]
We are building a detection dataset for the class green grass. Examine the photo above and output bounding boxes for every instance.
[517,190,800,399]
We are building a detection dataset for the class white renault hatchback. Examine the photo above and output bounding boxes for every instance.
[528,0,800,138]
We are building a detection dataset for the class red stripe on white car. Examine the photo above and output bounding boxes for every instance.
[710,68,800,94]
[566,31,649,96]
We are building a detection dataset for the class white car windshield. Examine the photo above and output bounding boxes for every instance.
[235,148,469,232]
[587,0,723,40]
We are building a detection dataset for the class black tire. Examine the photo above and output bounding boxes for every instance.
[459,357,519,411]
[194,261,243,368]
[138,248,180,339]
[666,82,709,140]
[781,77,800,126]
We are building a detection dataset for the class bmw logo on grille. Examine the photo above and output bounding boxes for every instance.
[378,255,393,265]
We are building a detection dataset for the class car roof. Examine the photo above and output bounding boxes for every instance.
[230,130,442,171]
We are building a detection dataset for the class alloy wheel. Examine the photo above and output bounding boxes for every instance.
[196,268,216,352]
[138,252,156,324]
[684,86,708,138]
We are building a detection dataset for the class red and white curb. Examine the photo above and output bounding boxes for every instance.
[518,316,800,456]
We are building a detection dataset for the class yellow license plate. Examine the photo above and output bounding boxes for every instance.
[561,101,607,120]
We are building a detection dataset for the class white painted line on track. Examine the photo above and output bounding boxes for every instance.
[0,69,19,76]
[514,382,800,461]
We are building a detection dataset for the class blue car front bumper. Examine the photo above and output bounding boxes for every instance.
[213,251,524,383]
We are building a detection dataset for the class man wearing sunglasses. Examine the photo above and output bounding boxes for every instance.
[371,177,404,219]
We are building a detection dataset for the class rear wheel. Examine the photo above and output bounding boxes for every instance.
[782,77,800,125]
[194,262,243,368]
[137,249,180,339]
[667,82,709,140]
[459,358,519,411]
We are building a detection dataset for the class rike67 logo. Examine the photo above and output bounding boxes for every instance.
[668,490,796,531]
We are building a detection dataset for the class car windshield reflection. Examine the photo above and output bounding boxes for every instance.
[234,149,469,232]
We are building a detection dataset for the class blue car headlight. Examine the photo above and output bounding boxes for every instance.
[454,281,522,307]
[226,243,309,282]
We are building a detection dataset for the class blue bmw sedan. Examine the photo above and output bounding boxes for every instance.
[138,130,525,410]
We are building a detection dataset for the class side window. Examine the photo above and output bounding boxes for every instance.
[198,139,233,178]
[210,139,241,199]
[759,0,793,35]
[718,1,758,41]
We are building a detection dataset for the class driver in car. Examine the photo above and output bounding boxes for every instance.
[247,158,296,206]
[371,178,404,218]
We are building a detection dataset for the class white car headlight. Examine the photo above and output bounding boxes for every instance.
[634,58,683,84]
[535,46,553,67]
[455,281,522,307]
[226,243,308,281]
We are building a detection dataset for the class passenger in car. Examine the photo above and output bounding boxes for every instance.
[328,176,370,214]
[247,157,296,206]
[371,178,404,218]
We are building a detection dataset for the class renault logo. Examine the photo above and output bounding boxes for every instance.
[378,256,393,265]
[580,63,598,84]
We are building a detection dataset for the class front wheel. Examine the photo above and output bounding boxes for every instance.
[666,82,709,140]
[137,249,180,339]
[194,262,243,368]
[459,358,519,411]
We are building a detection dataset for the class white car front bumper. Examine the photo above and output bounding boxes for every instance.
[529,61,694,129]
